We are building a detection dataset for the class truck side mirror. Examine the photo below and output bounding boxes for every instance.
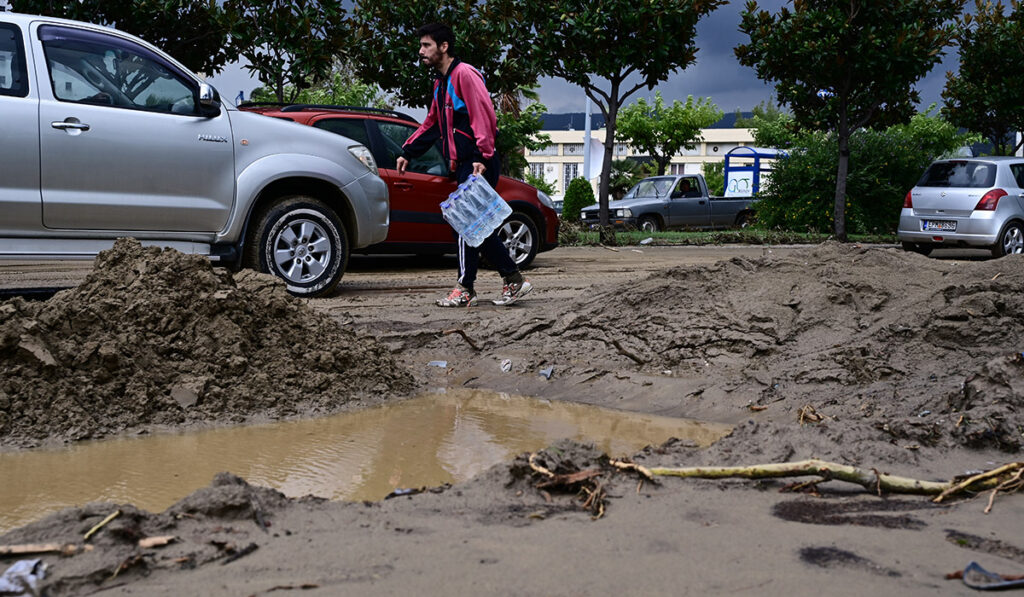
[198,83,221,117]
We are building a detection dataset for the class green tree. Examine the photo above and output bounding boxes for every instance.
[562,177,596,223]
[943,1,1024,156]
[608,159,643,200]
[525,171,556,196]
[510,0,724,233]
[496,99,552,178]
[702,160,725,197]
[350,1,540,108]
[616,92,723,176]
[11,0,232,75]
[736,0,963,241]
[734,96,787,129]
[755,108,977,234]
[221,0,347,103]
[249,60,394,108]
[350,3,548,179]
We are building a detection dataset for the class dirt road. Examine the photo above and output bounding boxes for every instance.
[2,242,1022,596]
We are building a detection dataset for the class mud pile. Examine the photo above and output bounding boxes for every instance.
[497,243,1024,459]
[0,239,414,448]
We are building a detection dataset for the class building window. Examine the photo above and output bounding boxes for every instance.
[614,144,629,156]
[529,163,545,179]
[563,143,585,155]
[563,163,580,193]
[528,144,557,156]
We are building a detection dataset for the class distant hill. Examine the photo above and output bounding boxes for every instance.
[540,111,754,131]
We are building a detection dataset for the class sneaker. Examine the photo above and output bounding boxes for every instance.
[492,279,533,306]
[436,286,477,307]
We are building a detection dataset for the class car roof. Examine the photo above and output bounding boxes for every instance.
[239,103,418,124]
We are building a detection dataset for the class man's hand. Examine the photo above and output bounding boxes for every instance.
[472,161,486,177]
[396,156,409,175]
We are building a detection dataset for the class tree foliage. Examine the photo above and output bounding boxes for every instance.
[220,0,347,103]
[616,92,723,176]
[249,60,394,108]
[755,109,977,234]
[609,159,644,200]
[350,1,539,108]
[508,0,724,231]
[943,1,1024,156]
[736,0,964,240]
[496,100,551,178]
[11,0,233,75]
[562,177,596,223]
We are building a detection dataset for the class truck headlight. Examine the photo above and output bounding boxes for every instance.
[616,209,632,218]
[536,189,555,209]
[348,144,378,176]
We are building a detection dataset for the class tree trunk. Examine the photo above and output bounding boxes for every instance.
[597,81,620,237]
[833,109,850,242]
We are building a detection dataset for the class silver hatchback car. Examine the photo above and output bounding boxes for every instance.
[898,157,1024,257]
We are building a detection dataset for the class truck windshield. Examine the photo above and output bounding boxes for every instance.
[630,178,676,198]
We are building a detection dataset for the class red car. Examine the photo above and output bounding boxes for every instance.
[238,103,559,267]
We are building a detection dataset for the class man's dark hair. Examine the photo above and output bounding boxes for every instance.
[418,23,455,56]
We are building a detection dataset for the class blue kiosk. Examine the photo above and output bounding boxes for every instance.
[722,146,787,197]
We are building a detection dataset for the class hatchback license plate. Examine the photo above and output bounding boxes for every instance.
[923,220,956,232]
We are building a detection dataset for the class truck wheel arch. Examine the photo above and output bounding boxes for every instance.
[242,177,355,269]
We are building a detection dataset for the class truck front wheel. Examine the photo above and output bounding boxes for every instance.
[249,196,349,297]
[638,216,661,233]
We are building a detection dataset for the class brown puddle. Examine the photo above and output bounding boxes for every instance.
[0,389,730,533]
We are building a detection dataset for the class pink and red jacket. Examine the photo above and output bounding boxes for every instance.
[402,59,497,170]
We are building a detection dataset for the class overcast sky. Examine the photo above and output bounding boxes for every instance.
[207,1,959,118]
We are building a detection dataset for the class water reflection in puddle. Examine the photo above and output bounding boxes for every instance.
[0,389,730,533]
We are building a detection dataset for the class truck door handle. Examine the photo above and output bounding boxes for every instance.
[394,182,414,191]
[51,120,90,131]
[698,200,706,205]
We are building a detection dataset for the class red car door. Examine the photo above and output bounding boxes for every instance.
[374,120,457,244]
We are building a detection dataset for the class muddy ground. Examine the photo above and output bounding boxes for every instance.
[1,240,1023,596]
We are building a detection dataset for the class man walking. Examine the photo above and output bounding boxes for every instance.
[397,23,532,308]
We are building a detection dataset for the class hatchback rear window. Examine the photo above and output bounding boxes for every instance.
[917,161,996,188]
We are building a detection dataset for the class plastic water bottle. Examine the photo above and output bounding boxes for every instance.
[440,175,511,247]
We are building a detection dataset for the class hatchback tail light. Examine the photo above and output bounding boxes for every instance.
[904,190,913,208]
[975,189,1007,211]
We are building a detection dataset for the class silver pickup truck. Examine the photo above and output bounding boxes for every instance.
[580,174,755,232]
[0,11,389,297]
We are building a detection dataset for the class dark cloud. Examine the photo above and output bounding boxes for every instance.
[537,0,957,115]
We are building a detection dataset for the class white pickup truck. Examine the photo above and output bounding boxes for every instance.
[580,174,756,232]
[0,11,389,296]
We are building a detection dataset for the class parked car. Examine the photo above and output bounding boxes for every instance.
[0,11,389,297]
[238,103,560,267]
[580,174,756,232]
[898,157,1024,257]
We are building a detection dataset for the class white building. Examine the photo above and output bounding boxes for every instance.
[525,126,756,199]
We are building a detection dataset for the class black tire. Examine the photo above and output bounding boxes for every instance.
[735,211,754,228]
[901,241,933,256]
[638,215,661,233]
[248,196,348,297]
[497,211,540,267]
[992,221,1024,257]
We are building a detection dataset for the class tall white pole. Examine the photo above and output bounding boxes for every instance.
[583,96,593,180]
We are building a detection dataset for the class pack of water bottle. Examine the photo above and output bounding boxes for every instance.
[440,174,512,247]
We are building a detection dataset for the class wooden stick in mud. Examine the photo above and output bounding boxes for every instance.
[442,328,481,351]
[0,543,93,556]
[934,462,1024,503]
[83,509,121,541]
[609,459,1021,498]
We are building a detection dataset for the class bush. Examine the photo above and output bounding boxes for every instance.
[755,109,977,234]
[702,161,724,197]
[562,177,596,222]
